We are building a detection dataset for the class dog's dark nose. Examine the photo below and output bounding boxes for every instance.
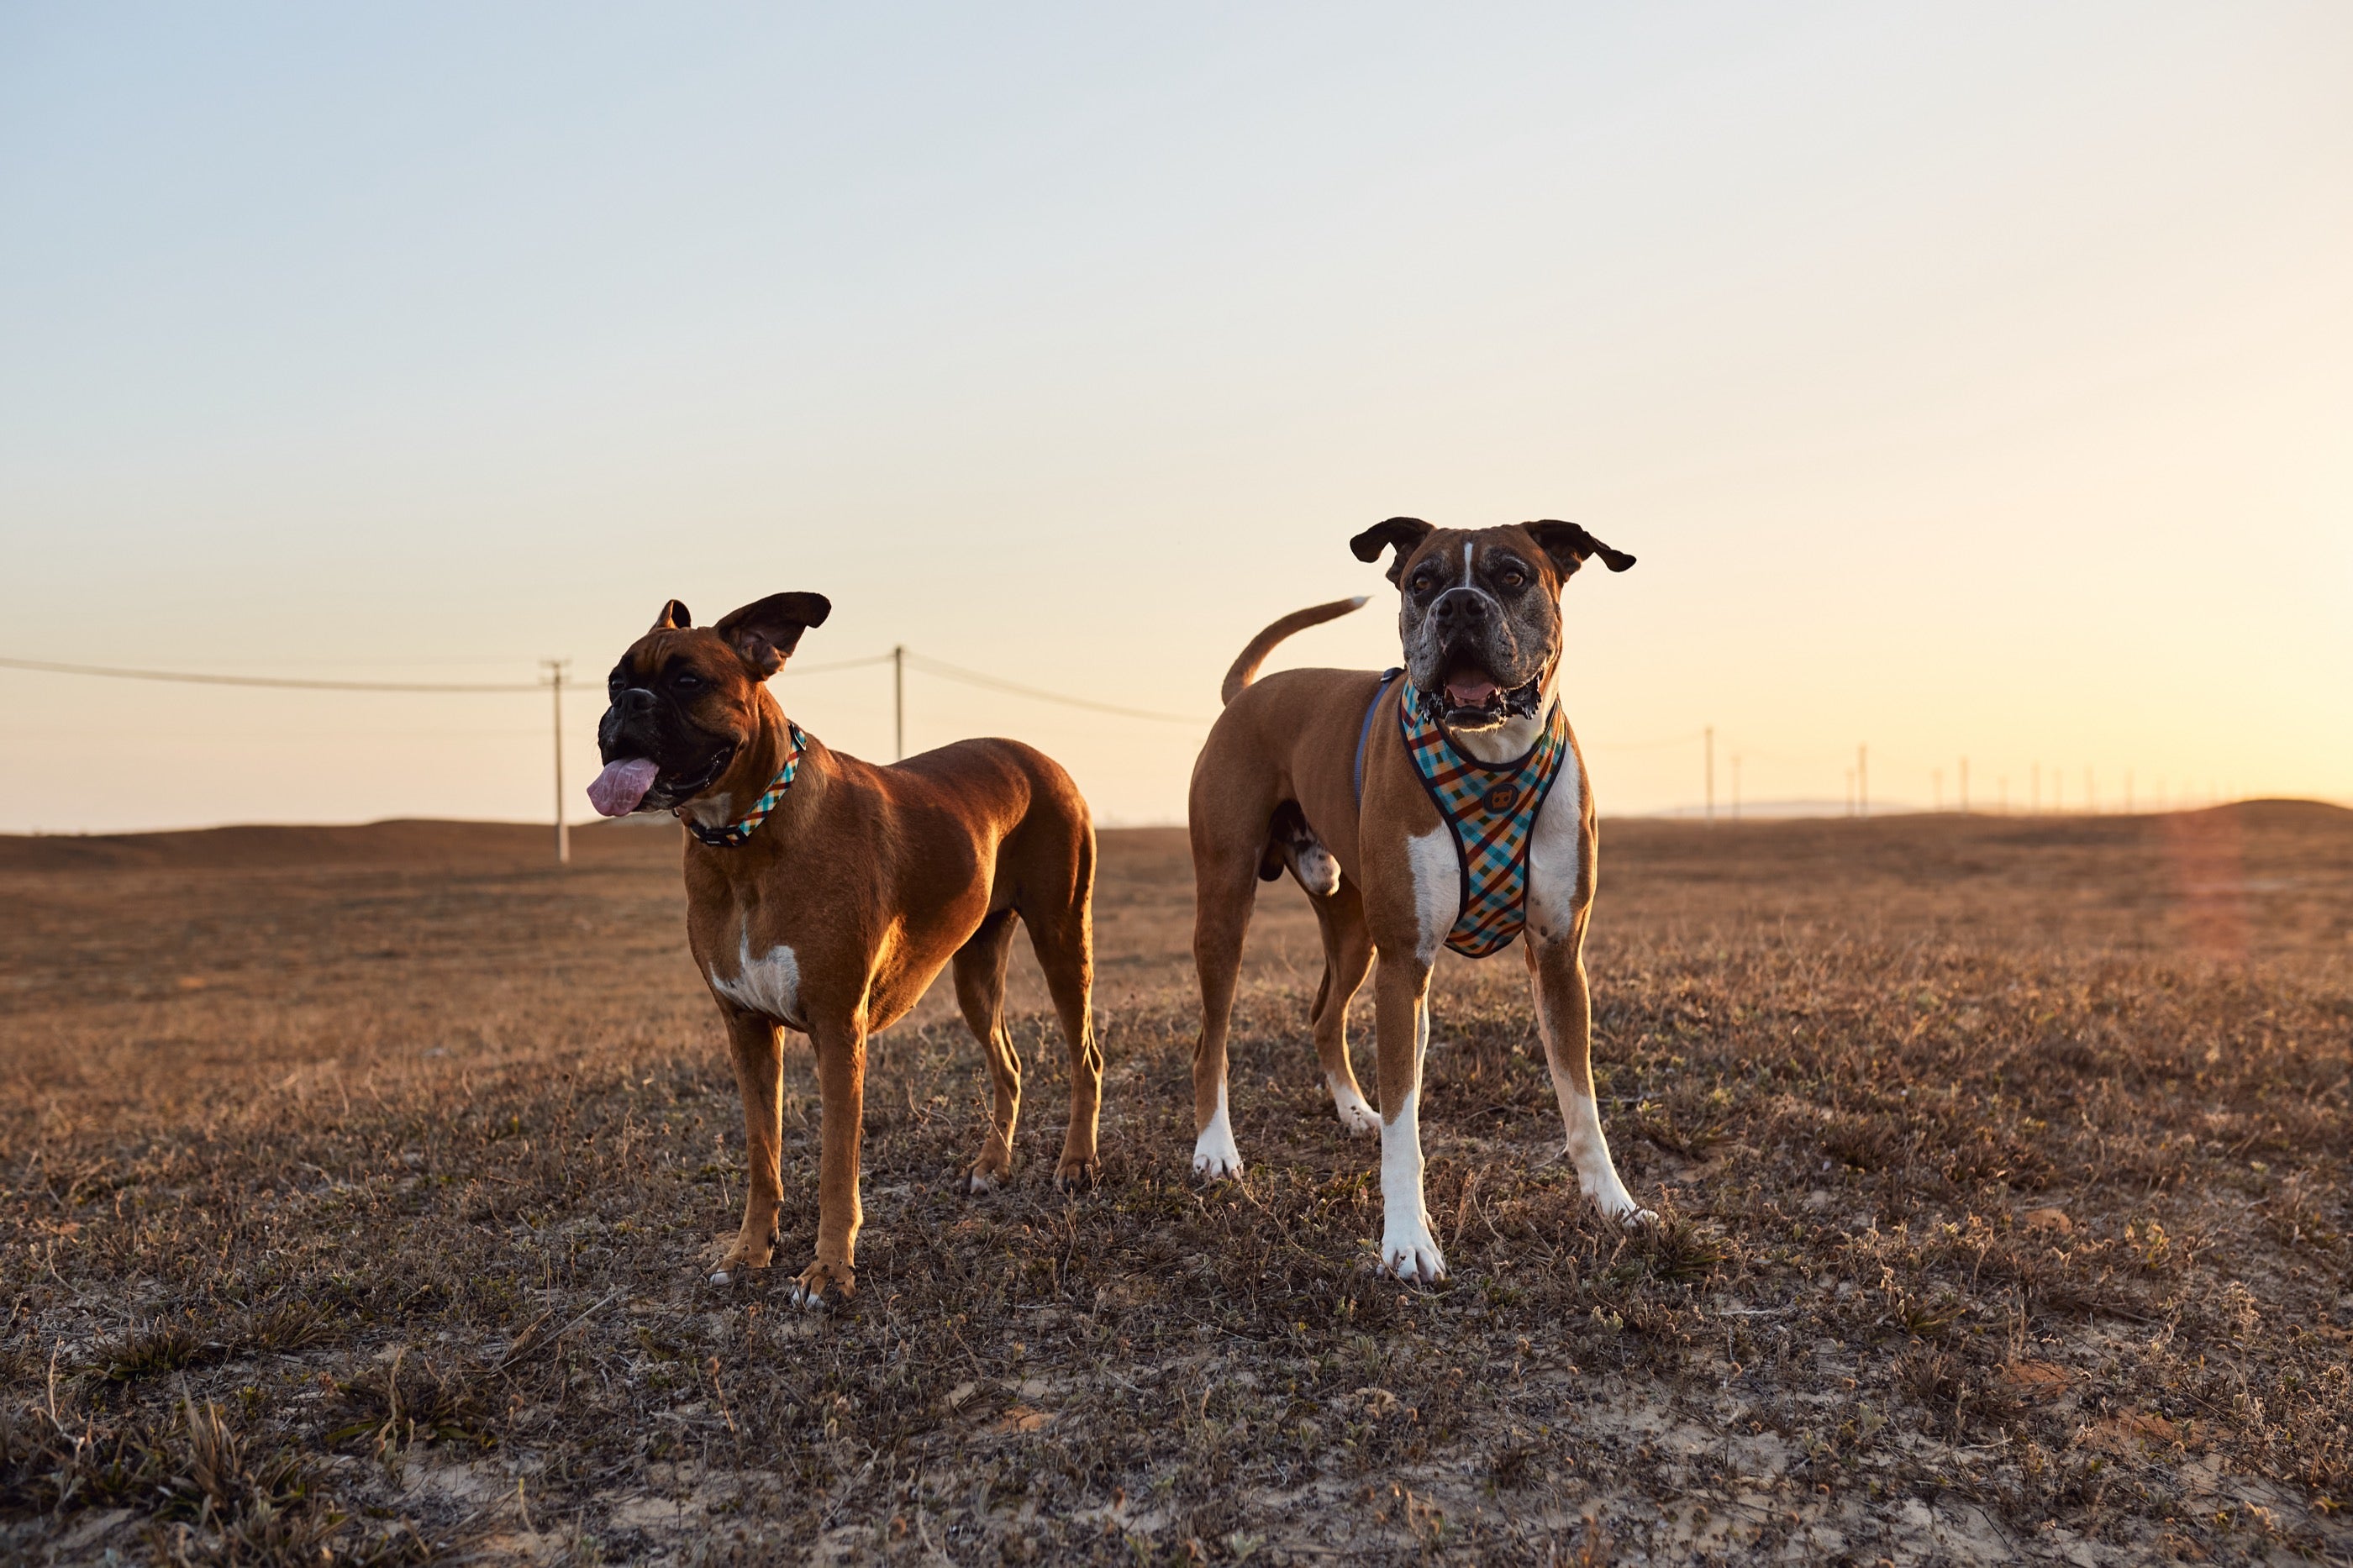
[618,687,657,718]
[1432,588,1489,631]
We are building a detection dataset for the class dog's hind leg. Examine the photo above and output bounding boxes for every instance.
[1022,826,1103,1190]
[1189,828,1261,1181]
[1308,880,1379,1135]
[953,911,1024,1193]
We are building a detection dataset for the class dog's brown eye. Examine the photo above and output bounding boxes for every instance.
[674,672,701,690]
[1498,567,1525,588]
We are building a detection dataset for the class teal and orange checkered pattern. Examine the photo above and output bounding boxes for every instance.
[684,723,806,848]
[1398,684,1569,957]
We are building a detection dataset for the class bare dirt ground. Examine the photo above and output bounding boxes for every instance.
[3,804,2349,1565]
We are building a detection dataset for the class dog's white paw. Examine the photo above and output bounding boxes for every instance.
[1616,1204,1661,1232]
[1192,1091,1244,1181]
[1379,1221,1448,1286]
[1329,1081,1379,1137]
[966,1169,1002,1196]
[787,1261,852,1309]
[709,1268,734,1286]
[1192,1130,1244,1181]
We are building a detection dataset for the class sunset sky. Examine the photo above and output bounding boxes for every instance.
[3,4,2348,833]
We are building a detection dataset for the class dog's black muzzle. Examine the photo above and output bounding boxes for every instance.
[597,692,735,808]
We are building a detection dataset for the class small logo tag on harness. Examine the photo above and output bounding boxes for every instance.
[1398,683,1569,957]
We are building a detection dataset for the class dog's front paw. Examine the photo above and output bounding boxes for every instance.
[1053,1152,1101,1192]
[1615,1204,1661,1232]
[788,1259,854,1310]
[1379,1222,1448,1287]
[708,1232,775,1287]
[1191,1124,1244,1181]
[966,1148,1015,1195]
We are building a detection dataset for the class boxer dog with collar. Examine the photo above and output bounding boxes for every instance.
[1187,518,1654,1283]
[588,594,1103,1307]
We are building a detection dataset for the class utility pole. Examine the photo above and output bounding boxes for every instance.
[1704,726,1714,824]
[893,644,906,762]
[544,659,571,866]
[1857,745,1868,818]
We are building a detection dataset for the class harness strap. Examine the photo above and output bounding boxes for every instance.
[1352,667,1404,804]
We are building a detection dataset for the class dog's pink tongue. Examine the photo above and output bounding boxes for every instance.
[587,758,661,818]
[1445,677,1499,707]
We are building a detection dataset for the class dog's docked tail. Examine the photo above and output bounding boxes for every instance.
[1220,597,1367,707]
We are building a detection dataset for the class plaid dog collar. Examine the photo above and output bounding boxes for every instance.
[1398,682,1569,958]
[682,724,806,848]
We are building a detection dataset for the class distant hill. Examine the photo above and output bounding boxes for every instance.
[2,800,2342,874]
[0,818,666,872]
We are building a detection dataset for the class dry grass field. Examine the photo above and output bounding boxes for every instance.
[3,804,2349,1565]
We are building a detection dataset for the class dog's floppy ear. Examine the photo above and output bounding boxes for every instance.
[1350,517,1436,586]
[1524,521,1636,578]
[649,599,693,633]
[713,592,832,679]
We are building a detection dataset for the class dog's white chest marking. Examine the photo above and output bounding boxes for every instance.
[1525,740,1585,942]
[710,931,802,1027]
[682,790,737,830]
[1405,823,1456,964]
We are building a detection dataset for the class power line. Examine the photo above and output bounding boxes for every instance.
[783,654,897,676]
[903,652,1210,724]
[0,655,541,692]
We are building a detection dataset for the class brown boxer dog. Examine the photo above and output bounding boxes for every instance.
[1187,519,1653,1284]
[589,594,1102,1307]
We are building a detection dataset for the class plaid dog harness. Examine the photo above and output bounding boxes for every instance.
[1396,681,1570,958]
[683,724,806,848]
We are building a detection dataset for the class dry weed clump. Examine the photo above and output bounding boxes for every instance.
[0,806,2347,1564]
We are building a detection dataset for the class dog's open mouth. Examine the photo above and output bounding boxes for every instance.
[587,745,735,817]
[1433,654,1540,728]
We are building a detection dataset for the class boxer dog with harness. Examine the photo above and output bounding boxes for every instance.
[1187,518,1654,1283]
[588,594,1103,1307]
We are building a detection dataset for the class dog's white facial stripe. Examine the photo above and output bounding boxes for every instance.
[710,933,802,1028]
[1462,540,1476,586]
